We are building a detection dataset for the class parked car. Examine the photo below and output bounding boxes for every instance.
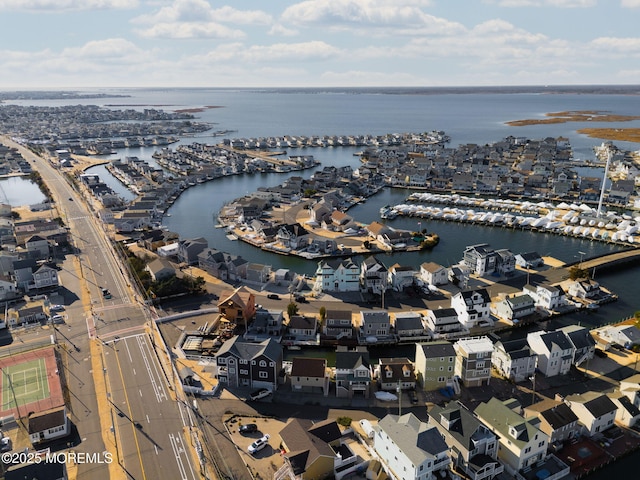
[239,423,258,434]
[49,314,64,324]
[409,390,418,405]
[267,294,280,300]
[247,434,270,454]
[101,288,112,299]
[294,295,308,303]
[249,389,272,401]
[49,305,65,312]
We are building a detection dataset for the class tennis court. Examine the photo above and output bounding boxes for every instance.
[0,346,63,419]
[1,358,50,409]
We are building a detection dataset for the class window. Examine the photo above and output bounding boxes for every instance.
[270,362,275,367]
[218,358,226,365]
[240,359,248,364]
[259,360,267,367]
[240,369,248,375]
[259,371,268,379]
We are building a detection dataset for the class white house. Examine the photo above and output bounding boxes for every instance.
[314,258,360,293]
[522,284,566,312]
[387,263,416,291]
[564,392,617,436]
[451,289,492,329]
[594,325,640,349]
[28,405,70,445]
[420,262,448,286]
[424,308,462,336]
[360,255,388,294]
[374,413,450,480]
[558,325,596,367]
[527,330,574,377]
[515,252,545,269]
[607,392,640,427]
[492,339,537,383]
[453,336,494,387]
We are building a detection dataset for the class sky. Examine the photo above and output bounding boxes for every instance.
[1,0,640,89]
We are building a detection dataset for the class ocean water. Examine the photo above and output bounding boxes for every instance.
[7,87,640,325]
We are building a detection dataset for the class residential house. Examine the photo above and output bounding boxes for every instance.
[323,310,354,340]
[475,398,548,473]
[245,263,271,284]
[314,258,360,293]
[32,264,59,290]
[145,258,175,282]
[376,358,416,391]
[451,289,492,329]
[463,244,496,276]
[526,330,574,377]
[420,262,448,286]
[215,336,283,391]
[558,325,596,367]
[359,310,391,341]
[335,346,371,398]
[494,249,516,276]
[288,315,318,339]
[290,357,330,396]
[244,309,283,341]
[607,391,640,428]
[429,401,503,480]
[567,279,602,300]
[424,308,462,336]
[217,286,256,331]
[523,399,580,446]
[28,405,70,445]
[515,252,545,269]
[619,373,640,410]
[454,337,493,387]
[491,294,535,324]
[564,392,617,436]
[360,256,388,294]
[0,275,17,302]
[414,342,457,392]
[16,305,47,326]
[177,237,208,265]
[522,284,566,312]
[25,235,50,260]
[491,339,537,383]
[387,263,416,291]
[394,312,427,339]
[12,258,37,290]
[374,413,450,480]
[279,418,348,480]
[594,325,640,349]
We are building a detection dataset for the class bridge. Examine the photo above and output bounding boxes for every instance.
[567,247,640,273]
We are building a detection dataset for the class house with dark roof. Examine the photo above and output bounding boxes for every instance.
[515,251,544,269]
[451,288,492,329]
[564,391,617,436]
[527,330,575,377]
[177,237,208,265]
[334,346,371,398]
[424,308,462,336]
[374,413,450,480]
[323,309,354,340]
[619,373,640,410]
[463,243,496,276]
[28,405,70,445]
[287,315,317,339]
[429,401,504,480]
[359,255,388,294]
[24,234,50,260]
[558,325,596,367]
[414,342,456,392]
[491,339,537,382]
[607,391,640,427]
[215,336,283,391]
[394,312,427,339]
[522,283,566,312]
[279,418,354,480]
[290,357,330,396]
[523,399,580,445]
[376,358,416,391]
[359,310,391,341]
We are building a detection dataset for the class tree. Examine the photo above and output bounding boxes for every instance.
[287,302,299,319]
[568,265,590,281]
[318,306,326,327]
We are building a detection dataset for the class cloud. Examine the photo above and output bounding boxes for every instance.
[195,41,342,64]
[485,0,595,6]
[132,0,273,39]
[621,0,640,6]
[590,37,640,53]
[268,24,299,37]
[0,0,135,11]
[281,0,462,36]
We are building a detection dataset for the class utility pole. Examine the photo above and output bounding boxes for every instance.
[397,379,402,416]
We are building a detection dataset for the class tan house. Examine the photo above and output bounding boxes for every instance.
[290,357,330,396]
[278,418,347,480]
[217,286,256,330]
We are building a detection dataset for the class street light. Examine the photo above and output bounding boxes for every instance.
[578,251,586,268]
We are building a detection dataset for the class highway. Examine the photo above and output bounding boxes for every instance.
[3,137,200,479]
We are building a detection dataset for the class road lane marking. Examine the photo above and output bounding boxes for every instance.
[125,338,133,362]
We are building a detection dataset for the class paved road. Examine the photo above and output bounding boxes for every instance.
[104,332,199,480]
[3,138,199,479]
